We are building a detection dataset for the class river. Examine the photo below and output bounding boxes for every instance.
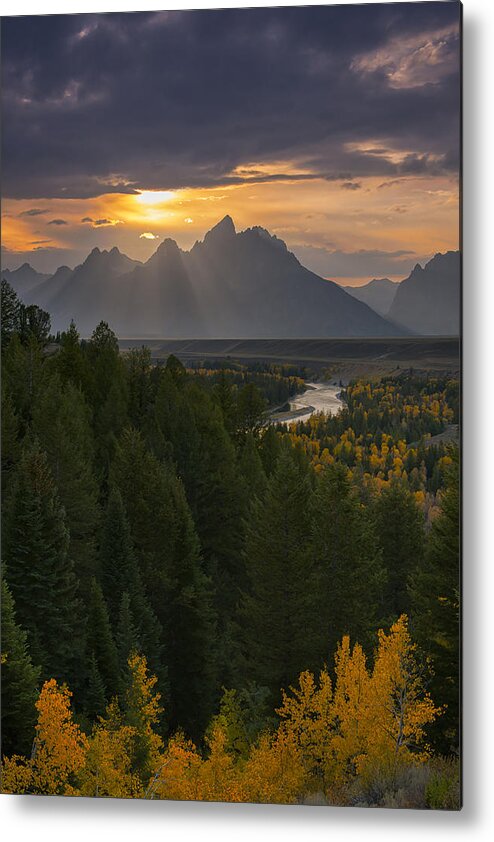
[269,381,344,426]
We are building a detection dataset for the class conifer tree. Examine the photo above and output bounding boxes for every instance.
[409,449,460,753]
[310,463,386,660]
[86,321,128,469]
[112,427,216,737]
[259,424,282,477]
[56,320,87,390]
[3,441,84,686]
[163,474,217,740]
[85,653,107,720]
[1,578,40,756]
[239,432,268,504]
[115,592,140,674]
[1,385,21,494]
[85,578,120,703]
[31,375,99,588]
[373,479,425,621]
[2,332,45,424]
[98,480,167,708]
[241,444,318,699]
[99,485,135,616]
[1,279,21,347]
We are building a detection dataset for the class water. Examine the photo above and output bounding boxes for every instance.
[270,382,344,426]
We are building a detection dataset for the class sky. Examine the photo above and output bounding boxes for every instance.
[1,3,461,285]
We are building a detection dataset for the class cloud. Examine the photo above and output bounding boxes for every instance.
[292,243,426,280]
[139,232,159,240]
[19,208,49,217]
[1,4,460,200]
[352,24,459,89]
[93,218,122,227]
[81,216,122,227]
[341,182,362,191]
[377,179,406,190]
[47,218,68,225]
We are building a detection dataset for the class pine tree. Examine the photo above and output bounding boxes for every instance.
[85,653,107,720]
[235,382,267,440]
[125,346,152,427]
[372,479,425,621]
[310,463,386,661]
[2,332,45,424]
[85,578,120,703]
[3,441,84,686]
[112,427,216,738]
[1,385,21,494]
[163,474,217,740]
[241,444,318,699]
[259,424,282,477]
[1,578,40,756]
[239,432,268,504]
[1,279,21,347]
[99,485,135,616]
[56,320,87,390]
[31,374,99,589]
[86,321,128,470]
[409,449,460,753]
[115,591,140,675]
[98,480,168,711]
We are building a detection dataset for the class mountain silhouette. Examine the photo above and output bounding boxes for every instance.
[3,218,411,338]
[388,251,460,335]
[343,278,399,317]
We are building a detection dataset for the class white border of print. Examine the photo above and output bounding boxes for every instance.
[1,1,493,841]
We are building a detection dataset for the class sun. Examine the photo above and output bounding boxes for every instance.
[135,190,176,206]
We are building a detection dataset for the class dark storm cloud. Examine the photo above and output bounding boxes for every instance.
[1,3,461,200]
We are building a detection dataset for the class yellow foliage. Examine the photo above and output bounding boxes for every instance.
[1,679,88,795]
[242,730,306,804]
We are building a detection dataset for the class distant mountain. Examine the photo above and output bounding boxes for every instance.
[5,218,408,338]
[343,278,399,317]
[33,247,142,329]
[1,263,50,299]
[388,251,460,335]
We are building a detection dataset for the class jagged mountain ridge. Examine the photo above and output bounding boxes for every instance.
[388,251,460,335]
[3,217,409,337]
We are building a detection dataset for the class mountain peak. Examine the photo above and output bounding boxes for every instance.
[204,215,236,245]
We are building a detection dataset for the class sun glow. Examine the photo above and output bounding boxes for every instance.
[135,190,176,206]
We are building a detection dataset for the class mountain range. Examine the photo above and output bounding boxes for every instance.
[387,251,460,335]
[343,278,400,317]
[1,217,460,338]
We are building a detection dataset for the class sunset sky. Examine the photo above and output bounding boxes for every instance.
[1,3,461,285]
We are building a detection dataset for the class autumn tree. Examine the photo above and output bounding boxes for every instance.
[1,679,88,795]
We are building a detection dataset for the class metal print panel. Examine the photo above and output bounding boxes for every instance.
[0,2,461,809]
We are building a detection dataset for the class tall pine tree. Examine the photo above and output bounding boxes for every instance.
[241,444,318,699]
[1,578,40,756]
[409,449,460,753]
[310,463,386,662]
[3,441,84,687]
